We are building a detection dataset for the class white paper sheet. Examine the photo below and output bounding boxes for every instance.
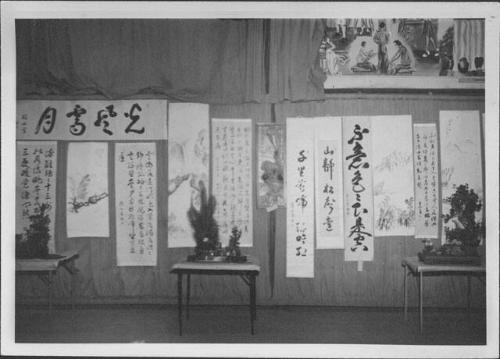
[16,141,58,253]
[286,118,315,277]
[167,103,210,248]
[212,119,253,247]
[115,143,157,266]
[66,142,109,238]
[372,115,415,236]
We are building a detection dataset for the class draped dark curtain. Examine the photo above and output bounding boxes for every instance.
[16,19,325,103]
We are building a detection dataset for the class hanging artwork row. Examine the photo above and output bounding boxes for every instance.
[212,118,253,247]
[16,141,58,253]
[413,124,439,238]
[66,142,110,238]
[115,143,158,266]
[16,100,168,141]
[167,103,210,248]
[256,124,286,212]
[439,111,483,244]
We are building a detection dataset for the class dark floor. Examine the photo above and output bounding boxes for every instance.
[15,304,486,345]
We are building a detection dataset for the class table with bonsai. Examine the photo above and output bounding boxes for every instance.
[170,260,261,336]
[16,251,79,315]
[402,256,485,333]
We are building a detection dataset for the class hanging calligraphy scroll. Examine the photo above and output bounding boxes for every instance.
[286,118,315,278]
[16,100,167,141]
[439,111,483,244]
[16,141,58,253]
[413,124,439,239]
[372,116,415,236]
[314,117,344,249]
[342,116,374,262]
[66,142,109,238]
[115,143,157,266]
[168,103,210,248]
[256,124,285,212]
[212,119,253,247]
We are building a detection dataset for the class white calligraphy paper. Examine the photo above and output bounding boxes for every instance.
[66,142,109,238]
[212,119,253,247]
[286,118,315,278]
[342,116,374,262]
[16,141,58,253]
[256,124,286,211]
[439,111,483,243]
[17,100,167,141]
[372,116,415,236]
[314,117,344,249]
[168,103,210,248]
[115,143,157,266]
[413,124,439,239]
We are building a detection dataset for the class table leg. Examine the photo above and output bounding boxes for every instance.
[48,271,53,317]
[467,274,471,321]
[419,271,423,333]
[177,273,183,336]
[250,274,256,335]
[403,265,408,320]
[186,274,191,320]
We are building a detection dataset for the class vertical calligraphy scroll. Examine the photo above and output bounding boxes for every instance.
[314,117,344,249]
[256,124,286,212]
[342,117,374,262]
[413,124,439,238]
[372,116,415,236]
[212,119,253,247]
[439,111,483,244]
[115,143,157,266]
[168,103,209,248]
[16,141,58,253]
[286,118,315,278]
[66,142,109,238]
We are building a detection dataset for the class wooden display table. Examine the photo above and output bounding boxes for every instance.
[402,256,485,333]
[16,251,79,314]
[170,260,261,336]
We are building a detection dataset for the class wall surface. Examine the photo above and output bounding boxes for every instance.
[16,93,487,309]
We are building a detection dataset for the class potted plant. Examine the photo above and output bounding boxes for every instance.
[418,184,483,265]
[186,180,223,261]
[16,203,53,259]
[224,226,247,263]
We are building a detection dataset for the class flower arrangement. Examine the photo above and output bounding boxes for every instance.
[16,203,51,259]
[186,180,221,260]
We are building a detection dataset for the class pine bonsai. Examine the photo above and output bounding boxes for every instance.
[187,180,220,258]
[16,203,51,258]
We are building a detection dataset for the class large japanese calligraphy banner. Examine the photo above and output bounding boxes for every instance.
[314,117,344,249]
[16,141,58,253]
[342,116,374,262]
[212,119,253,247]
[16,100,167,141]
[286,118,315,277]
[413,124,439,239]
[115,143,157,266]
[439,111,483,244]
[256,124,286,212]
[372,116,415,236]
[168,103,210,248]
[66,142,109,238]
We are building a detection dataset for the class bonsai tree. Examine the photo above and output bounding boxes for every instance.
[187,180,220,257]
[442,184,484,255]
[16,203,51,258]
[225,226,242,257]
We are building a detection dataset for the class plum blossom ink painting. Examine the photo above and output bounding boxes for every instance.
[66,142,109,238]
[372,116,415,236]
[167,103,210,248]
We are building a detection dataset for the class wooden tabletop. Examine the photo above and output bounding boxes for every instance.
[171,260,260,273]
[402,256,486,273]
[16,251,79,272]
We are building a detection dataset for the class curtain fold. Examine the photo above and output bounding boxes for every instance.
[16,19,267,103]
[16,19,325,104]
